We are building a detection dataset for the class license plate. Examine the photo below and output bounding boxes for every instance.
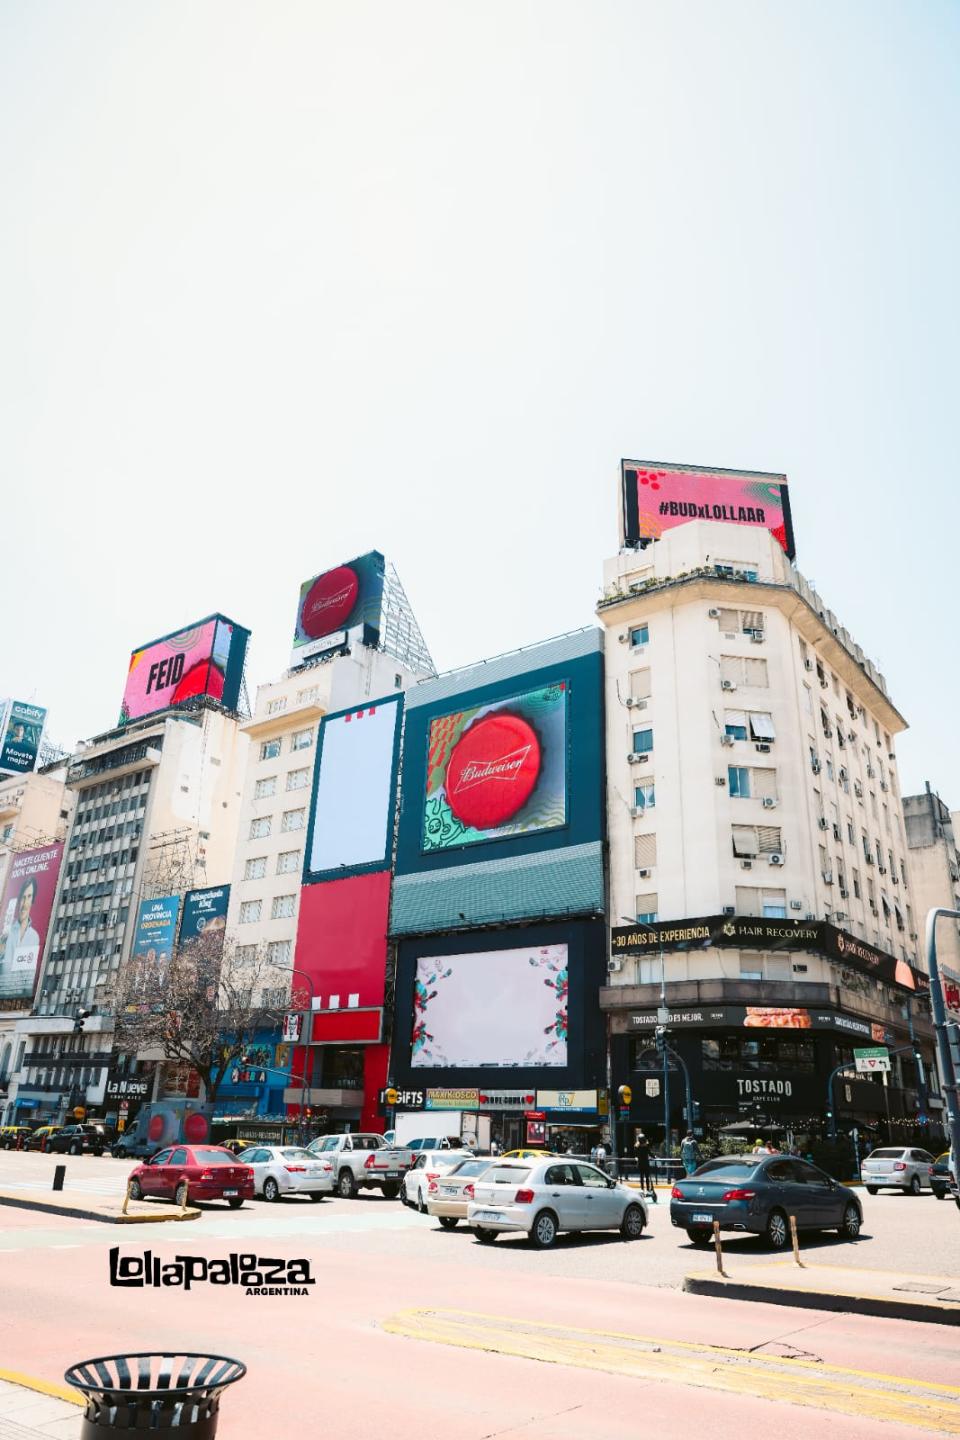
[223,1189,239,1197]
[441,1185,457,1196]
[474,1209,502,1222]
[385,1171,399,1179]
[691,1212,713,1224]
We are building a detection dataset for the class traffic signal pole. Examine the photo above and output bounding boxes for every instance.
[924,908,960,1174]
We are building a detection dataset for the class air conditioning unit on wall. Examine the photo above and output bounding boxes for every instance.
[608,958,623,973]
[768,853,785,866]
[720,734,734,748]
[721,680,737,691]
[708,607,721,618]
[762,797,778,809]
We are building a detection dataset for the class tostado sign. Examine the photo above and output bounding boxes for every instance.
[622,1005,891,1042]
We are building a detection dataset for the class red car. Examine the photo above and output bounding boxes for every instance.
[128,1145,254,1208]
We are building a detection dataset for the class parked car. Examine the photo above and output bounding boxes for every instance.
[0,1125,34,1149]
[501,1149,554,1160]
[425,1158,493,1228]
[221,1138,257,1157]
[931,1152,954,1200]
[405,1137,471,1154]
[467,1159,648,1248]
[861,1146,935,1195]
[670,1155,863,1248]
[26,1126,62,1152]
[48,1123,113,1157]
[402,1151,475,1212]
[306,1133,414,1199]
[127,1146,254,1208]
[240,1145,334,1202]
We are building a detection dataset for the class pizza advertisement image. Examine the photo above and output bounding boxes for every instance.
[422,682,568,852]
[621,460,796,560]
[742,1007,812,1029]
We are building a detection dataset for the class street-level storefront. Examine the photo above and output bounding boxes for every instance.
[381,1087,609,1153]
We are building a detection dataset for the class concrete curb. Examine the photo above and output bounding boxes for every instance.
[683,1271,960,1325]
[0,1191,201,1225]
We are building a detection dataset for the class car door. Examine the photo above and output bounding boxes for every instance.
[575,1164,621,1228]
[140,1148,173,1196]
[161,1147,189,1197]
[242,1148,268,1194]
[541,1163,585,1229]
[789,1160,841,1226]
[912,1150,934,1190]
[760,1159,803,1225]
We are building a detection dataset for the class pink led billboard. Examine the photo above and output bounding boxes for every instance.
[621,460,795,560]
[120,614,249,726]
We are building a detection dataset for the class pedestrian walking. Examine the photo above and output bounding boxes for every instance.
[680,1131,701,1175]
[634,1131,655,1200]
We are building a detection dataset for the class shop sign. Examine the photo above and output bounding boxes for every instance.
[536,1089,598,1112]
[425,1088,479,1110]
[706,1071,822,1110]
[477,1090,536,1111]
[105,1074,153,1101]
[626,1005,890,1042]
[378,1088,425,1109]
[645,1078,660,1098]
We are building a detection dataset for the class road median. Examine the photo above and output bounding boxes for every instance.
[684,1259,960,1324]
[0,1187,201,1225]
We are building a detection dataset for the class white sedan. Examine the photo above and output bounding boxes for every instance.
[402,1150,475,1212]
[467,1159,648,1248]
[241,1145,334,1202]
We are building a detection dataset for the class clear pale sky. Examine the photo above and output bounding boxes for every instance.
[1,3,957,802]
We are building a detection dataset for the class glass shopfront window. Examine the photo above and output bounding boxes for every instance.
[702,1035,816,1072]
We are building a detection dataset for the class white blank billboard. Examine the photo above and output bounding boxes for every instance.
[412,943,568,1068]
[307,697,401,877]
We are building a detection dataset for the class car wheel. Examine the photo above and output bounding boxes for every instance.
[620,1204,645,1240]
[128,1179,143,1201]
[263,1177,280,1203]
[909,1175,921,1196]
[765,1209,789,1250]
[686,1227,712,1246]
[417,1189,427,1214]
[309,1191,325,1202]
[438,1216,458,1230]
[475,1228,497,1244]
[382,1183,400,1200]
[227,1197,244,1209]
[530,1210,558,1249]
[839,1203,861,1240]
[175,1182,189,1208]
[866,1186,878,1195]
[337,1169,357,1200]
[70,1143,82,1157]
[935,1189,945,1200]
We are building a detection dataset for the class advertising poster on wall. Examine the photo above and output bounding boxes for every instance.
[412,943,568,1069]
[305,696,402,880]
[119,614,249,726]
[0,700,47,776]
[423,683,567,852]
[177,884,229,990]
[621,460,796,560]
[292,551,385,666]
[0,842,63,999]
[129,895,180,994]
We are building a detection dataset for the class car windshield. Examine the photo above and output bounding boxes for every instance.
[692,1161,758,1178]
[190,1149,235,1165]
[350,1136,382,1150]
[486,1166,531,1183]
[451,1160,489,1177]
[868,1149,905,1159]
[280,1148,314,1161]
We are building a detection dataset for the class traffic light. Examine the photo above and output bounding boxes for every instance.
[654,1026,666,1054]
[73,1010,90,1033]
[947,1022,960,1076]
[690,1100,701,1126]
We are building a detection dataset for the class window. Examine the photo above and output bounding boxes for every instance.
[271,894,296,920]
[276,850,301,875]
[724,709,747,741]
[260,739,281,761]
[732,826,759,858]
[852,869,861,899]
[632,728,653,754]
[634,833,657,869]
[244,857,267,881]
[630,625,649,648]
[291,729,314,751]
[728,766,751,798]
[761,889,787,918]
[296,686,320,705]
[239,900,262,924]
[721,656,768,687]
[266,939,292,967]
[757,825,782,854]
[286,768,310,791]
[802,684,813,715]
[752,767,777,800]
[635,893,658,923]
[735,886,762,916]
[634,781,655,811]
[255,776,277,800]
[249,817,271,840]
[748,711,775,742]
[739,956,763,980]
[262,984,289,1008]
[629,669,652,701]
[281,809,305,832]
[846,817,855,844]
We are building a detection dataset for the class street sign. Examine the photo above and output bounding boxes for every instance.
[656,1006,670,1026]
[854,1046,891,1074]
[645,1078,660,1098]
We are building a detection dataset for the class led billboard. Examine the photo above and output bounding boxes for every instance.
[411,943,568,1069]
[292,550,385,666]
[0,842,63,1000]
[305,695,402,881]
[119,614,249,726]
[621,460,796,560]
[0,700,46,777]
[423,683,567,852]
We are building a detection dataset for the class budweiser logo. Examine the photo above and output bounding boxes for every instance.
[305,584,354,621]
[451,745,532,794]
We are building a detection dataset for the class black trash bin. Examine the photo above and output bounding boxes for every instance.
[64,1353,246,1438]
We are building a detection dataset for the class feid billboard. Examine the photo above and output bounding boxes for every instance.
[621,459,796,560]
[291,551,385,667]
[120,614,249,726]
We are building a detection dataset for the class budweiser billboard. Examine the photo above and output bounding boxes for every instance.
[621,460,796,560]
[423,683,567,852]
[292,551,385,666]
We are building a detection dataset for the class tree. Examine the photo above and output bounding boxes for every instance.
[111,937,292,1106]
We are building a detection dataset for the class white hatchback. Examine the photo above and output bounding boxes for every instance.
[241,1145,334,1202]
[467,1159,648,1248]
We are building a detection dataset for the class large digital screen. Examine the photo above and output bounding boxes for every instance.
[0,700,47,777]
[0,842,63,1000]
[411,943,568,1069]
[423,683,567,852]
[292,550,385,666]
[295,871,392,1009]
[621,460,796,560]
[120,614,249,726]
[305,695,402,881]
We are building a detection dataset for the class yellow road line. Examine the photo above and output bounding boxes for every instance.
[382,1308,960,1434]
[0,1366,84,1406]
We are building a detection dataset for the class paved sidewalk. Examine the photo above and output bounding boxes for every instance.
[685,1258,960,1323]
[0,1188,200,1225]
[0,1378,81,1439]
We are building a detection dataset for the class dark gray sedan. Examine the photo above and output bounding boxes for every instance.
[670,1155,862,1249]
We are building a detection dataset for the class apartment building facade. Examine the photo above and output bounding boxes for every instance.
[599,519,940,1144]
[904,785,960,1018]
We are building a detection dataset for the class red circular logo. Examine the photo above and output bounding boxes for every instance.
[445,713,541,830]
[183,1112,209,1144]
[147,1113,166,1141]
[173,661,225,705]
[300,566,359,639]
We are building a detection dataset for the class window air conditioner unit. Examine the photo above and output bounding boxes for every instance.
[618,632,629,643]
[749,633,765,645]
[811,759,822,774]
[638,868,652,879]
[607,958,623,973]
[627,753,642,764]
[769,853,785,866]
[892,874,899,885]
[629,806,640,818]
[832,824,841,840]
[723,632,738,640]
[848,731,857,745]
[755,742,771,753]
[822,870,834,884]
[740,859,753,870]
[820,678,829,689]
[790,900,803,911]
[818,817,828,830]
[721,680,737,691]
[708,608,721,619]
[880,781,888,792]
[720,734,735,747]
[835,911,847,922]
[839,888,849,899]
[637,753,649,763]
[877,864,886,875]
[715,776,726,786]
[804,659,814,671]
[762,797,777,809]
[625,698,648,710]
[723,905,735,916]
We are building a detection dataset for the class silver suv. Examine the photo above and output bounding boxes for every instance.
[861,1146,935,1195]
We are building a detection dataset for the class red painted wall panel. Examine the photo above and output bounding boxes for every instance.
[294,871,391,1008]
[362,1046,389,1131]
[309,1009,382,1044]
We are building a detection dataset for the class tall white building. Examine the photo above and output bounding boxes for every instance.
[599,518,940,1145]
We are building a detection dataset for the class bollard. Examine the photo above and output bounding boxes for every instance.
[121,1180,132,1216]
[712,1220,728,1277]
[52,1165,66,1193]
[65,1353,246,1438]
[179,1181,190,1216]
[789,1213,804,1267]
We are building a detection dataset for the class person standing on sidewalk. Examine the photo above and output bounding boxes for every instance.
[680,1131,701,1175]
[634,1131,654,1199]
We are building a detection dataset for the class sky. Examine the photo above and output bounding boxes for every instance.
[1,2,958,801]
